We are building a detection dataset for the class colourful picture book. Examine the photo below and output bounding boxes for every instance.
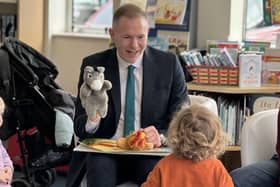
[262,48,280,84]
[262,55,280,84]
[239,54,262,88]
[206,40,239,63]
[241,40,271,53]
[271,0,280,24]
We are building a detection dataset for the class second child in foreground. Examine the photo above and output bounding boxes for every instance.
[141,104,234,187]
[0,97,13,187]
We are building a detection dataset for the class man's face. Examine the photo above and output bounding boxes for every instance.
[109,16,149,63]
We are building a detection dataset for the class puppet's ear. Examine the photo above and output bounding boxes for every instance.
[80,83,92,99]
[96,66,105,73]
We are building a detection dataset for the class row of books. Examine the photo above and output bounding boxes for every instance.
[221,93,280,145]
[189,93,245,146]
[181,48,236,67]
[181,39,280,87]
[0,14,16,43]
[207,40,239,63]
[217,96,244,146]
[180,40,272,68]
[207,40,271,55]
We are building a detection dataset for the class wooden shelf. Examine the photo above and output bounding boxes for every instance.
[0,0,16,3]
[226,145,240,151]
[187,83,280,94]
[187,83,280,153]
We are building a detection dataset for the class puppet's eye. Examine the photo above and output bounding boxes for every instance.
[87,74,92,78]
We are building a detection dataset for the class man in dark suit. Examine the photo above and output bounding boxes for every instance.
[72,3,188,186]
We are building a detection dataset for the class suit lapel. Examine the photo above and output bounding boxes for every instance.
[105,49,121,125]
[142,48,157,126]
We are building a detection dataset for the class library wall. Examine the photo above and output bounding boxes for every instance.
[50,35,109,94]
[196,0,244,49]
[196,0,230,49]
[47,0,195,94]
[17,0,44,52]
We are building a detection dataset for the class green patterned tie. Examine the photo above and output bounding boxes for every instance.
[124,65,135,136]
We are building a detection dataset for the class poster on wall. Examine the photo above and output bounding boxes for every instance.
[146,0,193,50]
[154,0,187,25]
[147,0,191,32]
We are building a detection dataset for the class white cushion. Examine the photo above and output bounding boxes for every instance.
[189,95,218,116]
[241,109,278,166]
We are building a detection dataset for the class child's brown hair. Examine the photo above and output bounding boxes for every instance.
[168,104,229,162]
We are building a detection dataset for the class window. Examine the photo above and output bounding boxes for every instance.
[245,0,280,43]
[72,0,113,34]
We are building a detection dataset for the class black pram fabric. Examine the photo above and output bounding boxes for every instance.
[0,37,75,186]
[0,37,75,145]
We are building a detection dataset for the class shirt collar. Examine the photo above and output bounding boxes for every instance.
[117,50,143,70]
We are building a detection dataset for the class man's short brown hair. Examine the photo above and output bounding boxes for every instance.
[113,3,147,25]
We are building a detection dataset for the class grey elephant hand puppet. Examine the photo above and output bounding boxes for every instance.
[79,66,112,118]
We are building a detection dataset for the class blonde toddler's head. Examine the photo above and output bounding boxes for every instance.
[168,104,229,162]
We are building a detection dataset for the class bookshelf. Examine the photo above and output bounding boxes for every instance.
[226,146,240,151]
[188,83,280,94]
[187,82,280,171]
[0,0,43,51]
[0,1,17,43]
[188,83,280,143]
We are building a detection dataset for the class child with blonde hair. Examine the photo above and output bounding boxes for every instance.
[0,97,13,187]
[141,104,233,187]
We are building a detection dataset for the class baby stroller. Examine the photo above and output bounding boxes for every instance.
[0,37,75,187]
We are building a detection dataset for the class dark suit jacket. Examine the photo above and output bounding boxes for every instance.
[74,46,188,139]
[67,46,188,187]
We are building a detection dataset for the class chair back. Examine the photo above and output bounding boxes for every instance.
[189,95,218,116]
[241,109,278,166]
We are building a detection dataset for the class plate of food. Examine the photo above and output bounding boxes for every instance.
[75,130,171,156]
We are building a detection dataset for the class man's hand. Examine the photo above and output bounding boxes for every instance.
[143,126,161,148]
[88,112,101,123]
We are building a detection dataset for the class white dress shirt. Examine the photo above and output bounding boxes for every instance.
[85,50,143,139]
